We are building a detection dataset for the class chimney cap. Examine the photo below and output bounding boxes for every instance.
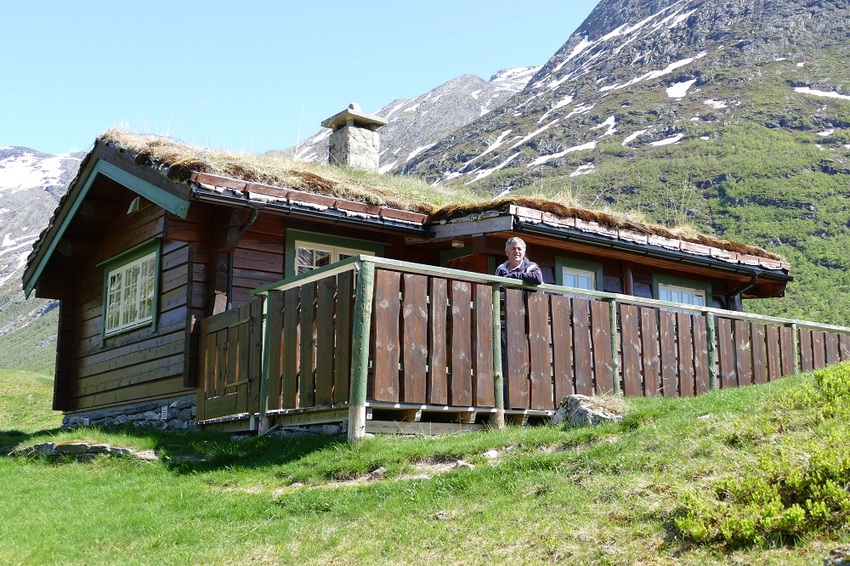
[321,102,388,131]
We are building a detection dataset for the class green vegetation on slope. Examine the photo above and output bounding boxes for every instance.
[1,364,849,564]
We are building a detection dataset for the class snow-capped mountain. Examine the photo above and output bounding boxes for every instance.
[285,66,540,172]
[400,0,850,188]
[0,147,82,371]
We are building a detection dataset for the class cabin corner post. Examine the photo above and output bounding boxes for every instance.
[348,260,376,441]
[489,283,505,429]
[607,298,621,395]
[705,311,719,390]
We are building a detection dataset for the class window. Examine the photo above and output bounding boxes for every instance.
[561,267,596,290]
[294,242,368,275]
[653,274,711,308]
[554,256,602,291]
[285,229,384,278]
[103,242,160,337]
[658,283,706,306]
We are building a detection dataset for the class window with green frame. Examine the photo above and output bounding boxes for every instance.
[101,240,161,338]
[284,229,384,278]
[652,274,711,307]
[554,256,602,291]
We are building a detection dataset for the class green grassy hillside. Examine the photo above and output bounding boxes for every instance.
[1,363,848,564]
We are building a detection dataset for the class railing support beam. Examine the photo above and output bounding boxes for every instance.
[607,298,621,395]
[348,261,376,441]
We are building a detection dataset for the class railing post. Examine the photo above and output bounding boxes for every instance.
[489,283,505,429]
[607,298,621,395]
[705,311,718,390]
[258,295,270,434]
[348,260,376,441]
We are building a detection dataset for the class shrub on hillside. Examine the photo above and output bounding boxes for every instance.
[673,363,850,548]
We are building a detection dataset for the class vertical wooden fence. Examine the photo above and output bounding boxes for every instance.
[196,256,850,432]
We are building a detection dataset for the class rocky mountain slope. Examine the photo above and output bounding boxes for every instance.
[398,0,850,325]
[0,148,82,372]
[286,67,539,171]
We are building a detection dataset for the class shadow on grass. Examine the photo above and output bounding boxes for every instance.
[1,424,346,474]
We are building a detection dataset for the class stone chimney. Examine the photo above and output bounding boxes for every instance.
[321,103,387,171]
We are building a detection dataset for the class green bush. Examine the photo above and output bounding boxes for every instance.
[673,363,850,548]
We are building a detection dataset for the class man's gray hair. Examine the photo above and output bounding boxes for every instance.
[505,236,526,249]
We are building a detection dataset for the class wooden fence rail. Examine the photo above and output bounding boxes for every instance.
[197,256,850,435]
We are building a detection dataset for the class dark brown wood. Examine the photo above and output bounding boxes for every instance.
[692,315,710,394]
[780,326,795,376]
[799,329,814,372]
[550,295,575,401]
[751,323,767,384]
[734,320,752,387]
[620,304,642,396]
[505,288,528,409]
[527,292,553,410]
[591,300,614,394]
[717,318,736,388]
[812,331,826,370]
[373,270,401,402]
[841,334,850,362]
[676,312,695,397]
[572,298,592,395]
[402,273,428,404]
[659,310,678,397]
[334,271,354,404]
[266,291,284,411]
[428,278,448,405]
[449,280,473,406]
[765,325,782,380]
[315,276,336,406]
[825,333,841,366]
[640,307,661,396]
[282,287,300,408]
[473,284,495,407]
[298,282,317,407]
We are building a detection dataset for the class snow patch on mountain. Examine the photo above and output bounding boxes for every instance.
[794,87,850,101]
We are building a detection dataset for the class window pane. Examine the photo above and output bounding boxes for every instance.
[105,250,156,336]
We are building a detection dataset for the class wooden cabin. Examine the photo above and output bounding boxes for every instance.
[23,130,847,437]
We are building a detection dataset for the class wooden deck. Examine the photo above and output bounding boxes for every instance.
[196,256,850,438]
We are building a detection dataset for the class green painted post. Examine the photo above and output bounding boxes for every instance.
[490,283,505,429]
[705,311,718,390]
[348,260,376,441]
[607,298,621,395]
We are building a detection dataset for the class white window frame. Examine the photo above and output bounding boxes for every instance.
[104,249,158,336]
[560,266,596,291]
[658,282,706,307]
[293,241,371,275]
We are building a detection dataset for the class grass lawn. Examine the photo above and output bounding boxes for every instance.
[1,367,848,565]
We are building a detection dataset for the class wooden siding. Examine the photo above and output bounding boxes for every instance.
[198,259,850,427]
[62,228,195,411]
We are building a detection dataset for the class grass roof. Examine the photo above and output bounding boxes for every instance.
[99,129,782,261]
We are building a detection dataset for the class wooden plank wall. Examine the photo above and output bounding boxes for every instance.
[368,270,618,412]
[364,269,850,412]
[263,271,354,411]
[64,234,195,411]
[195,298,263,421]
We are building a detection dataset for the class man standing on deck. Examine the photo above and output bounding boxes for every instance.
[495,237,543,285]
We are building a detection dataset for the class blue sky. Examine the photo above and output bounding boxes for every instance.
[1,1,599,155]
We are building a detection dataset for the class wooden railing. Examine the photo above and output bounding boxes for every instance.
[197,256,850,438]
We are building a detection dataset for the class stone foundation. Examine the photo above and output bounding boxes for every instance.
[62,396,196,430]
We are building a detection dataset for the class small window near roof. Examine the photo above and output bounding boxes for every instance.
[561,267,596,290]
[658,283,706,306]
[105,249,157,336]
[294,242,367,275]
